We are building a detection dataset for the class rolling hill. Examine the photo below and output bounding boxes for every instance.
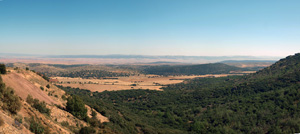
[143,63,244,75]
[60,53,300,133]
[0,67,110,134]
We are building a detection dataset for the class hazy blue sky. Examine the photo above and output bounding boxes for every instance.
[0,0,299,56]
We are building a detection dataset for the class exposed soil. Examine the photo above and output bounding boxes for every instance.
[2,72,59,105]
[54,74,233,92]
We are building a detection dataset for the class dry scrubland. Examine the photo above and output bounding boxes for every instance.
[0,68,109,134]
[54,74,243,92]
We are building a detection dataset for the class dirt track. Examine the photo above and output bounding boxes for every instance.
[1,72,59,105]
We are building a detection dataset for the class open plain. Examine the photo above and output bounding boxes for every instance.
[53,74,243,92]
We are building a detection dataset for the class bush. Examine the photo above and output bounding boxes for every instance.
[27,95,51,116]
[46,84,50,89]
[0,86,21,114]
[61,95,67,100]
[32,99,51,116]
[131,84,137,86]
[29,117,45,134]
[79,126,96,134]
[91,110,97,118]
[89,118,100,127]
[40,86,44,91]
[61,121,69,127]
[0,64,6,74]
[15,115,23,124]
[26,95,34,104]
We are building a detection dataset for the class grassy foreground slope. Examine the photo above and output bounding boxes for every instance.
[61,53,300,134]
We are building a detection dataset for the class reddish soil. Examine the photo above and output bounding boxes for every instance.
[1,72,59,105]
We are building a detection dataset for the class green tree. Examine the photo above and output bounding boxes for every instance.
[66,95,87,120]
[0,64,6,74]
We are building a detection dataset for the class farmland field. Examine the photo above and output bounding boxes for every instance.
[53,74,245,92]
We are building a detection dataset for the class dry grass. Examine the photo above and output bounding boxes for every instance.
[54,74,234,92]
[1,71,59,105]
[1,68,110,134]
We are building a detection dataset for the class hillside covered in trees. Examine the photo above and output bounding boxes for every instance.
[60,53,300,133]
[142,63,244,75]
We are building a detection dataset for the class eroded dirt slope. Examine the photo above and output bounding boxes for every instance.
[2,72,58,105]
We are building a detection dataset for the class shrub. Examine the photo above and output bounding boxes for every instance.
[79,126,96,134]
[29,117,45,134]
[61,121,69,127]
[32,99,51,116]
[0,64,6,74]
[91,110,97,118]
[40,86,44,91]
[61,95,67,100]
[131,84,137,86]
[46,84,50,89]
[89,118,100,127]
[26,95,34,105]
[27,95,51,116]
[0,86,21,114]
[15,115,23,124]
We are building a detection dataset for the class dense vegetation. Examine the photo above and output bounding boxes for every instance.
[143,63,243,76]
[66,95,88,120]
[46,70,131,79]
[60,53,300,133]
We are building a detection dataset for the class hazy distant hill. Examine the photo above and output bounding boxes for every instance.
[143,63,243,75]
[47,54,280,61]
[0,53,281,64]
[219,60,276,70]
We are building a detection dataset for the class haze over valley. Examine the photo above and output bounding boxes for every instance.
[1,0,300,134]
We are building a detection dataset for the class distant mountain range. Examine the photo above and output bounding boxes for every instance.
[0,53,282,64]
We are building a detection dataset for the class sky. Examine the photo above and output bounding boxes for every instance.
[0,0,299,56]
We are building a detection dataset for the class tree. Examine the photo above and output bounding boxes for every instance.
[0,64,6,74]
[66,95,87,120]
